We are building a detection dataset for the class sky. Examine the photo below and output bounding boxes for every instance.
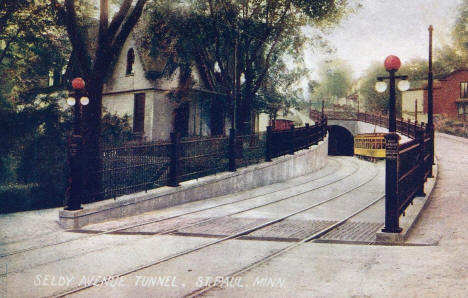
[304,0,464,80]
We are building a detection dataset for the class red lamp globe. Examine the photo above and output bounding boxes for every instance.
[72,77,85,90]
[384,55,401,71]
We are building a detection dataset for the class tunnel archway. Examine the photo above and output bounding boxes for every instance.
[328,125,354,156]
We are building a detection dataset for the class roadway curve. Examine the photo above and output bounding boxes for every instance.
[1,133,466,297]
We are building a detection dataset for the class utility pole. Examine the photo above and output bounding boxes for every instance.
[428,25,435,176]
[415,99,418,123]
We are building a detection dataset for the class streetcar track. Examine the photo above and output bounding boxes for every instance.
[185,194,385,298]
[0,157,350,258]
[0,158,365,276]
[47,162,380,298]
[1,159,373,278]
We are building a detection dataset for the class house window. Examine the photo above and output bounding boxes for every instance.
[460,82,468,98]
[133,93,145,133]
[126,48,135,75]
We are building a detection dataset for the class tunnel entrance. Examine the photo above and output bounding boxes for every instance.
[328,125,354,156]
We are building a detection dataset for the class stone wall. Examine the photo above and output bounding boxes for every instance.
[59,134,329,229]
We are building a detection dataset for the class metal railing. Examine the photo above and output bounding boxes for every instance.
[310,108,434,233]
[310,109,428,138]
[88,120,328,203]
[266,119,327,161]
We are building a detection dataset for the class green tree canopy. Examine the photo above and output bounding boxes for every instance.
[310,59,353,106]
[146,0,354,133]
[0,0,70,104]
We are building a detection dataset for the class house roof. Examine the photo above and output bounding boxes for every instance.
[131,21,171,79]
[437,68,468,80]
[81,18,171,80]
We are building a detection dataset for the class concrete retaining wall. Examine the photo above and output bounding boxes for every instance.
[59,135,329,229]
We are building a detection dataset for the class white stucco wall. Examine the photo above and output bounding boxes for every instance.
[258,113,269,132]
[103,40,153,93]
[102,37,217,141]
[102,91,158,141]
[402,89,427,122]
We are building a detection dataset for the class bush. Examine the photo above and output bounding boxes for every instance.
[0,183,58,213]
[0,95,137,213]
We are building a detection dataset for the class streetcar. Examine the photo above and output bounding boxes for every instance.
[354,133,386,162]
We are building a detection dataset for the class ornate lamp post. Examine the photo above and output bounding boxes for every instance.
[375,55,410,132]
[375,55,410,233]
[64,77,89,210]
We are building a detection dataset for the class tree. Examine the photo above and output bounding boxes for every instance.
[453,0,468,61]
[357,61,389,114]
[0,0,71,186]
[256,59,308,122]
[310,59,353,107]
[0,1,70,101]
[146,0,353,134]
[57,0,148,201]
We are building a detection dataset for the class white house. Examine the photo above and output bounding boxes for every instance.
[401,81,428,123]
[102,36,229,142]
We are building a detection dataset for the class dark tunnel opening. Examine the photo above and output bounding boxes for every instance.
[328,125,354,156]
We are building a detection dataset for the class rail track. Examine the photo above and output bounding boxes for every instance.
[0,157,350,258]
[45,160,382,297]
[1,158,366,277]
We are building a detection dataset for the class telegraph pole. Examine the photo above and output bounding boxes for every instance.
[428,25,435,177]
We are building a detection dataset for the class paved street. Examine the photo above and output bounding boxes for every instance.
[0,133,466,297]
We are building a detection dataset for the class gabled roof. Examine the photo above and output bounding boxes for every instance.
[80,18,171,81]
[131,21,171,80]
[437,68,468,80]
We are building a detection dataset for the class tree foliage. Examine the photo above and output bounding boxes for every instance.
[357,61,389,114]
[310,59,353,107]
[453,0,468,61]
[0,0,70,103]
[146,0,352,133]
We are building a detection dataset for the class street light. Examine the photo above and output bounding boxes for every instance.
[64,77,88,211]
[376,55,409,234]
[374,55,410,132]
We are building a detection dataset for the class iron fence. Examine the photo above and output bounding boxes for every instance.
[98,141,171,200]
[88,121,327,203]
[178,136,230,183]
[235,132,267,168]
[396,137,425,217]
[310,108,435,233]
[267,120,327,160]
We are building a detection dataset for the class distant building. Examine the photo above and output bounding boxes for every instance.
[401,81,427,123]
[402,68,468,122]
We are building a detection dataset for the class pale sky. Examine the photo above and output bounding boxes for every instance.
[304,0,463,80]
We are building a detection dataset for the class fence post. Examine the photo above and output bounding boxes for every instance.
[228,128,237,171]
[265,126,272,162]
[305,123,310,147]
[323,118,328,138]
[415,128,426,196]
[168,132,180,187]
[382,133,402,233]
[289,124,295,155]
[407,119,410,136]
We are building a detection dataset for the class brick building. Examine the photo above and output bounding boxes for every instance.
[424,68,468,120]
[402,68,468,121]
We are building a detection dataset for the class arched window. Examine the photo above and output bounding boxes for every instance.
[126,48,135,75]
